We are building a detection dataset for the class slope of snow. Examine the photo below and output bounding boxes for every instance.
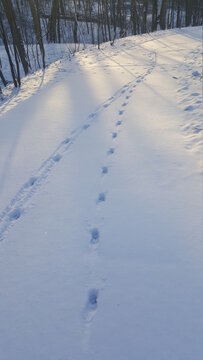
[0,28,202,360]
[0,43,75,84]
[0,43,76,114]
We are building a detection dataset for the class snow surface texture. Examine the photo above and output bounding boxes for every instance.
[0,27,202,360]
[0,44,76,116]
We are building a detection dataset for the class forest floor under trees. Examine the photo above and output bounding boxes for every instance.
[0,26,202,360]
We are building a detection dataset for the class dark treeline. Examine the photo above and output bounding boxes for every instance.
[0,0,202,91]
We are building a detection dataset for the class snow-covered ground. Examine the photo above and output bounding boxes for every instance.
[0,27,202,360]
[0,43,75,82]
[0,43,77,112]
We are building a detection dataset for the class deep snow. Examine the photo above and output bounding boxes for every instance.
[0,27,202,360]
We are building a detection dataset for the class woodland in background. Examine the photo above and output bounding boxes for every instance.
[0,0,202,90]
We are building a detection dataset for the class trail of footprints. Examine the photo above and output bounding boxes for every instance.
[84,45,201,324]
[1,63,153,352]
[0,80,141,242]
[84,72,154,323]
[84,79,141,324]
[175,46,202,150]
[0,67,149,325]
[0,44,154,242]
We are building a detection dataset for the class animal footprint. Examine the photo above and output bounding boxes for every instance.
[185,105,194,112]
[102,166,108,175]
[122,102,127,107]
[84,288,99,323]
[191,92,199,97]
[91,228,100,244]
[116,120,122,126]
[88,113,95,120]
[25,176,37,188]
[62,138,70,144]
[53,154,62,162]
[192,71,200,77]
[9,208,22,221]
[107,148,115,155]
[88,289,98,310]
[193,126,202,134]
[97,192,106,203]
[112,132,117,139]
[119,110,124,116]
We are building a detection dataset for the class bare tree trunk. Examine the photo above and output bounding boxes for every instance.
[185,0,192,26]
[47,0,59,42]
[1,0,29,75]
[29,0,46,69]
[152,0,158,31]
[0,69,7,87]
[160,0,167,30]
[0,15,18,87]
[143,0,149,33]
[131,0,137,35]
[97,0,101,49]
[111,0,117,39]
[104,0,111,41]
